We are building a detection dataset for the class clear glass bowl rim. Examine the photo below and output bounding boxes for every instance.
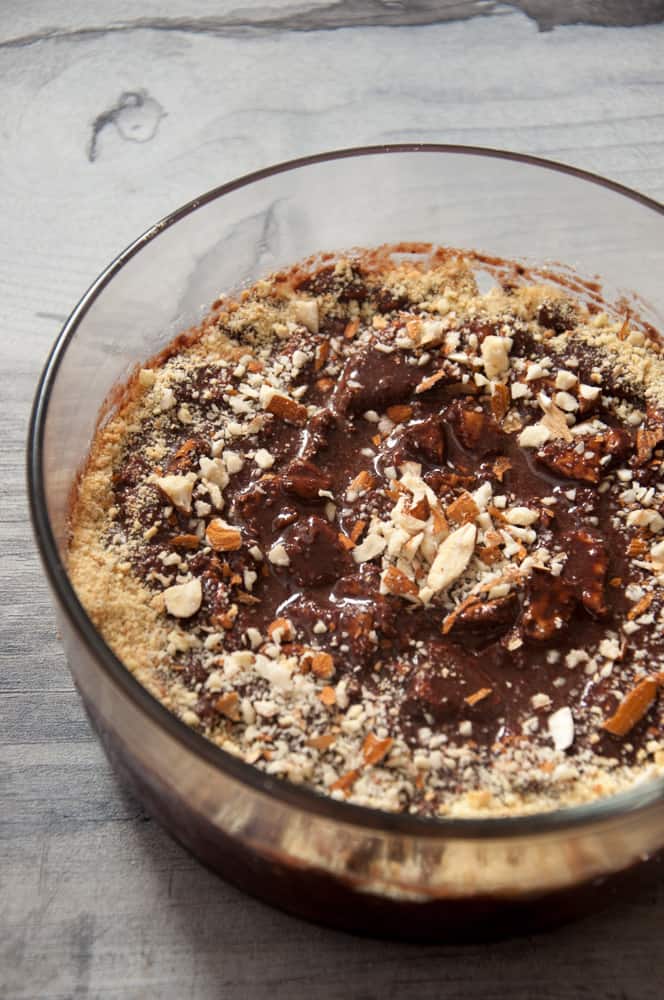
[27,143,664,840]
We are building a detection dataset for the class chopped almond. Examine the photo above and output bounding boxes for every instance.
[236,592,261,605]
[415,370,447,394]
[314,340,330,372]
[350,520,366,542]
[330,769,360,793]
[478,567,522,595]
[319,685,337,706]
[481,335,511,380]
[267,617,295,642]
[386,481,410,504]
[316,377,334,392]
[603,676,659,737]
[344,319,359,339]
[306,733,336,751]
[446,492,480,525]
[344,610,372,639]
[441,593,481,634]
[627,593,654,620]
[627,534,649,557]
[493,456,512,482]
[478,545,502,566]
[382,565,419,598]
[338,532,355,550]
[212,609,238,630]
[636,427,664,464]
[163,578,202,618]
[206,519,242,551]
[155,473,196,512]
[488,503,506,523]
[490,383,510,421]
[484,529,503,547]
[167,438,198,472]
[173,438,197,458]
[215,691,241,721]
[540,398,573,442]
[386,404,413,423]
[362,732,394,766]
[307,651,335,679]
[170,533,200,549]
[617,317,630,341]
[406,318,422,340]
[465,687,492,707]
[349,470,375,494]
[266,392,308,425]
[406,496,430,521]
[428,523,477,594]
[430,503,448,534]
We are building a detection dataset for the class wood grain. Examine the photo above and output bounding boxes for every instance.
[2,2,663,997]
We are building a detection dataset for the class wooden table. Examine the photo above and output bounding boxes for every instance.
[2,3,663,996]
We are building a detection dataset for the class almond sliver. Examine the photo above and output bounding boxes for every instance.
[602,677,658,737]
[427,523,477,594]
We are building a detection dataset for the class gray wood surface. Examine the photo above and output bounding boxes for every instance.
[2,3,664,997]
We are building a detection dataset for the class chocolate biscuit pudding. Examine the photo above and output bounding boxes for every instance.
[68,248,664,818]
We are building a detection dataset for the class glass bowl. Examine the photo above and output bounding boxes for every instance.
[28,146,664,940]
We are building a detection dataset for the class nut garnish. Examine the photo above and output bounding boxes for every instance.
[261,387,308,425]
[548,707,575,751]
[381,565,419,598]
[362,733,393,766]
[306,733,336,751]
[163,578,202,618]
[293,298,319,333]
[481,334,511,380]
[155,473,196,512]
[415,370,448,394]
[170,533,201,549]
[215,691,241,721]
[267,617,295,642]
[446,492,479,526]
[636,423,664,464]
[303,650,335,679]
[627,594,653,620]
[330,769,360,793]
[602,677,659,737]
[465,687,492,706]
[427,523,477,594]
[314,340,330,371]
[538,393,574,442]
[386,404,413,423]
[206,520,242,551]
[319,685,336,707]
[490,383,510,421]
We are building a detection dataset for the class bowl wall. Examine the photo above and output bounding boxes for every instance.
[30,147,664,938]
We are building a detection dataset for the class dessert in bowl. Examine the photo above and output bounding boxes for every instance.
[30,147,664,938]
